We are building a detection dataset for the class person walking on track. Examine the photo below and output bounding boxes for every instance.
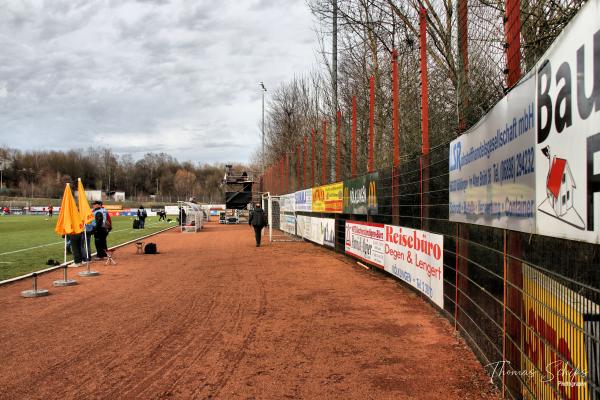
[248,203,267,247]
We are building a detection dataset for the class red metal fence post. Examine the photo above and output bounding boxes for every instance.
[392,49,400,225]
[420,6,429,157]
[322,120,328,184]
[311,129,316,187]
[336,110,341,182]
[288,153,291,193]
[303,135,308,188]
[352,96,357,178]
[420,5,430,229]
[392,49,399,168]
[368,76,375,173]
[505,0,521,88]
[458,0,469,132]
[279,158,283,195]
[504,4,523,396]
[296,145,300,191]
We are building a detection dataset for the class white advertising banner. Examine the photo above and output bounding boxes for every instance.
[296,216,335,247]
[296,215,310,238]
[383,225,445,309]
[280,213,296,235]
[344,221,385,267]
[165,205,179,215]
[321,218,335,248]
[307,217,324,245]
[534,0,600,243]
[280,193,296,213]
[295,189,312,212]
[449,71,536,232]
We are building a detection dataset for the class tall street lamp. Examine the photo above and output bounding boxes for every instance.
[260,81,267,173]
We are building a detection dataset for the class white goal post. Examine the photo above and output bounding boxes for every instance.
[261,193,302,242]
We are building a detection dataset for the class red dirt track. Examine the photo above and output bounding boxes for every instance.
[0,222,498,399]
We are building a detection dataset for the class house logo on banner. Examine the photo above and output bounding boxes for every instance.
[534,0,600,242]
[537,146,584,229]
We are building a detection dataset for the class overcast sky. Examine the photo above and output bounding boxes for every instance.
[0,0,318,164]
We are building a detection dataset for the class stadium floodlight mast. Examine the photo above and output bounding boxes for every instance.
[260,81,267,174]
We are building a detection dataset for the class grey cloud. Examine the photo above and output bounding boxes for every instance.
[0,0,316,163]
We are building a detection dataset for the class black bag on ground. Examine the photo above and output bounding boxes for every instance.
[133,219,141,229]
[144,243,158,254]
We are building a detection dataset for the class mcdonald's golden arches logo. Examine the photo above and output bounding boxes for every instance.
[343,187,349,208]
[368,181,377,209]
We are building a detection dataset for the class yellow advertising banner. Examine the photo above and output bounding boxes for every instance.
[312,182,343,213]
[521,264,598,400]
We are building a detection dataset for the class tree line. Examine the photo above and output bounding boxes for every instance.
[258,0,584,182]
[0,146,248,203]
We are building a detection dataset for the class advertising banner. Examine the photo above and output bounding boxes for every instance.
[321,218,335,247]
[280,213,296,235]
[165,206,179,215]
[280,193,296,213]
[343,173,379,214]
[312,182,343,213]
[296,215,310,239]
[383,225,444,309]
[29,206,61,213]
[307,217,324,245]
[295,189,312,212]
[521,264,599,400]
[296,216,335,247]
[534,0,600,243]
[344,221,385,267]
[448,71,536,232]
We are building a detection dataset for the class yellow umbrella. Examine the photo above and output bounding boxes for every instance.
[77,178,94,225]
[55,183,84,236]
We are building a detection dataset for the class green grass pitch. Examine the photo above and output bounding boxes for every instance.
[0,215,174,280]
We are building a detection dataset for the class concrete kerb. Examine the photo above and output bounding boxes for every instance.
[1,225,178,287]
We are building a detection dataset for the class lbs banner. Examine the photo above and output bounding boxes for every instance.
[345,221,385,267]
[383,225,445,309]
[312,182,343,213]
[448,71,536,232]
[343,173,378,215]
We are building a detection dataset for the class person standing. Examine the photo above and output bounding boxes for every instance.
[178,206,186,225]
[137,205,147,228]
[91,201,111,259]
[68,232,83,267]
[248,203,267,247]
[82,214,94,262]
[48,204,53,218]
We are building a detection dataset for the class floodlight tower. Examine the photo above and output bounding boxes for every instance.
[260,81,267,173]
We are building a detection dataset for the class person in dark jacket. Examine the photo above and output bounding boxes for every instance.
[137,205,147,228]
[91,201,110,259]
[248,203,267,247]
[178,206,186,225]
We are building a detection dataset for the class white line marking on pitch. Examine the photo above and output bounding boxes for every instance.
[0,221,165,257]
